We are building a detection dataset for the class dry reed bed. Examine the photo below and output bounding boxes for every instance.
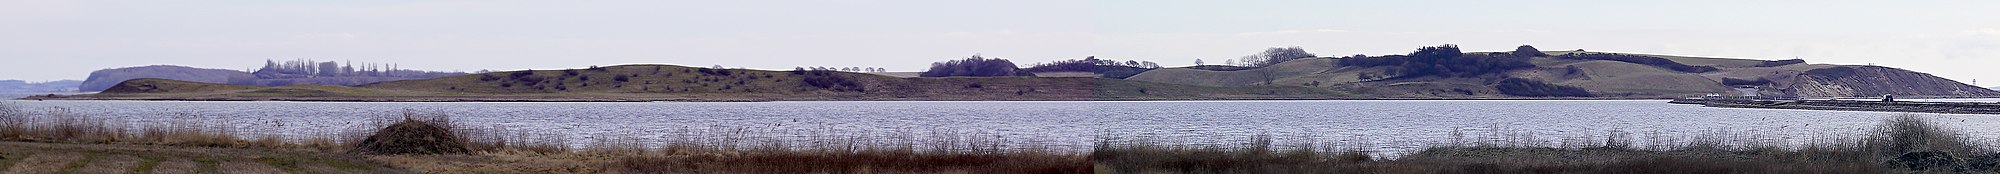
[1091,114,2000,173]
[0,102,1091,173]
[22,100,1996,173]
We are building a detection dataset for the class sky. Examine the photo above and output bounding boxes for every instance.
[2,0,1997,86]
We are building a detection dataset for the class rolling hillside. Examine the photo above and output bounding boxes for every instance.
[57,65,1349,101]
[80,65,254,92]
[1127,50,1997,98]
[77,65,463,92]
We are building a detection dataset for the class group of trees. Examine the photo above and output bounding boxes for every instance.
[1235,47,1317,67]
[796,67,887,73]
[792,69,864,92]
[1022,56,1160,72]
[920,55,1034,77]
[1338,44,1535,78]
[253,59,465,79]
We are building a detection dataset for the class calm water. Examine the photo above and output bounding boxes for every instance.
[7,100,2000,155]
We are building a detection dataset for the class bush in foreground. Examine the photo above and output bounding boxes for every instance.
[353,114,469,155]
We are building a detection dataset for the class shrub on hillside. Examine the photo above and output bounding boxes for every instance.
[509,70,535,78]
[1495,78,1592,97]
[477,74,500,81]
[798,70,864,92]
[697,68,733,76]
[1513,45,1549,57]
[920,55,1034,77]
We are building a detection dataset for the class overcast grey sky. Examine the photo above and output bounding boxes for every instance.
[3,0,1997,86]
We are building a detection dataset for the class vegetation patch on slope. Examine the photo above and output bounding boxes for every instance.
[1494,78,1593,97]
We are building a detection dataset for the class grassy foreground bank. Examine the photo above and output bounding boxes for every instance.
[1092,114,1994,173]
[4,101,1997,173]
[0,102,1089,173]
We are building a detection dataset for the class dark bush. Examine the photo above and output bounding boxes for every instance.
[1556,53,1717,73]
[1495,78,1592,97]
[508,70,534,78]
[613,75,630,82]
[477,74,500,81]
[1514,45,1548,57]
[798,70,863,92]
[1756,59,1806,67]
[355,117,468,155]
[920,55,1034,77]
[697,68,733,76]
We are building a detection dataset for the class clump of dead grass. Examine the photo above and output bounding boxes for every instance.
[353,112,469,155]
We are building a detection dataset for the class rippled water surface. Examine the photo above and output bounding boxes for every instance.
[8,100,2000,154]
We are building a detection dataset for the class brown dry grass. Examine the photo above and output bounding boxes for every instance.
[363,110,1089,173]
[611,149,1087,173]
[1091,114,1990,173]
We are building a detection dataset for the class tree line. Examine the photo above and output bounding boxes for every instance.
[796,67,887,73]
[1338,44,1535,78]
[254,59,465,79]
[920,55,1034,77]
[1022,56,1161,72]
[1231,47,1317,67]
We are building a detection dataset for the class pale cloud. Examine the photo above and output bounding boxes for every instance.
[1962,28,2000,41]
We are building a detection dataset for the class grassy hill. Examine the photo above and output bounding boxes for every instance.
[79,65,254,92]
[54,65,1349,101]
[1127,50,1998,98]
